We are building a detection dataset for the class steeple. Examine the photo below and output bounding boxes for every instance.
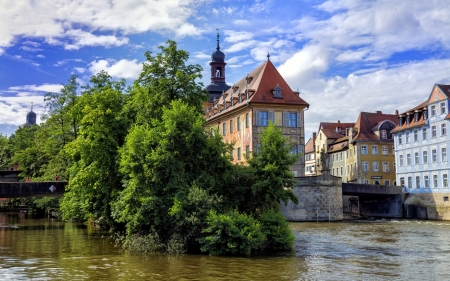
[25,102,37,126]
[205,29,230,103]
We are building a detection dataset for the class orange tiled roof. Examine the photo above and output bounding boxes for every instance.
[305,136,316,154]
[318,122,354,139]
[205,60,309,120]
[391,101,427,133]
[328,136,349,153]
[353,111,398,141]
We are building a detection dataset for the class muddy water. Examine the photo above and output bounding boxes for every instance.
[0,213,449,280]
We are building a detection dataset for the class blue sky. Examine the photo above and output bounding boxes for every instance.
[1,0,450,140]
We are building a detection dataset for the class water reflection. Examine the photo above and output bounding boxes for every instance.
[0,214,450,280]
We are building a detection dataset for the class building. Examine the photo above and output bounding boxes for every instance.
[392,84,450,192]
[391,84,450,220]
[22,103,37,128]
[204,35,309,176]
[324,111,397,184]
[304,133,317,176]
[314,121,354,175]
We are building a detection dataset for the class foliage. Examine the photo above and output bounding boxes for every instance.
[0,134,12,169]
[247,121,299,213]
[125,40,208,125]
[259,209,295,252]
[199,210,265,256]
[61,72,128,227]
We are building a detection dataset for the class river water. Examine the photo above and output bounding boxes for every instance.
[0,213,449,280]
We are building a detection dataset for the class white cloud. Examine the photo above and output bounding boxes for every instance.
[0,95,46,126]
[36,54,45,58]
[88,59,142,79]
[74,67,86,74]
[287,59,450,139]
[0,0,206,49]
[9,84,63,93]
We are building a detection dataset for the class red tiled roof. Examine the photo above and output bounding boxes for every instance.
[206,60,309,120]
[328,136,349,153]
[437,84,450,97]
[318,122,354,139]
[353,111,398,142]
[305,136,315,154]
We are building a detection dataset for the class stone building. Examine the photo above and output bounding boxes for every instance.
[391,84,450,219]
[204,34,309,176]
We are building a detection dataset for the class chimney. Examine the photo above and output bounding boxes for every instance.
[395,109,399,115]
[376,111,382,114]
[312,132,316,139]
[337,120,340,123]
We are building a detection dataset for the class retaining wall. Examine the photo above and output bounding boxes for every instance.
[404,192,450,220]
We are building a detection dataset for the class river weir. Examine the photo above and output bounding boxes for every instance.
[0,213,448,280]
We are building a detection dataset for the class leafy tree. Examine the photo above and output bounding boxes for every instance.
[0,134,12,169]
[247,121,299,213]
[61,72,128,227]
[125,40,208,125]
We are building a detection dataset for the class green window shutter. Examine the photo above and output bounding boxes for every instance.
[283,112,288,127]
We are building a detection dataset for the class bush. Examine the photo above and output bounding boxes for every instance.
[199,210,265,256]
[259,209,294,252]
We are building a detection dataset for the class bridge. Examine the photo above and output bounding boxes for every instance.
[0,181,67,198]
[342,183,403,218]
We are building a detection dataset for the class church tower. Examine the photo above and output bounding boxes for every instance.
[24,103,37,127]
[205,31,230,103]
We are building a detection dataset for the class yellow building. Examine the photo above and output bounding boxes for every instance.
[328,111,398,184]
[204,44,309,176]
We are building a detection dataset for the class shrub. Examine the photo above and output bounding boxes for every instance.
[259,209,294,252]
[199,210,265,256]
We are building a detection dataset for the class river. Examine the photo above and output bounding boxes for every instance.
[0,213,449,280]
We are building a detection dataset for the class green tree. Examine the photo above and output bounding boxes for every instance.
[0,134,12,169]
[61,72,128,227]
[247,121,299,213]
[125,40,208,125]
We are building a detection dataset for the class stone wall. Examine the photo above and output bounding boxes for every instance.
[404,192,450,220]
[281,171,343,221]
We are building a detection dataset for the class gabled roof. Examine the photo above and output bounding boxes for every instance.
[328,136,349,153]
[428,84,450,104]
[205,60,309,120]
[305,135,316,154]
[353,111,398,141]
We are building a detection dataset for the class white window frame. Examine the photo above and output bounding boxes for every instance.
[361,145,368,155]
[371,145,378,155]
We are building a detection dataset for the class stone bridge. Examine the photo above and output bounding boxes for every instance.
[342,183,403,218]
[0,181,67,198]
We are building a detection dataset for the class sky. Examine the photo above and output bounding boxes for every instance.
[1,0,450,140]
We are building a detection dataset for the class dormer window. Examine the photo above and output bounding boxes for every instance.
[414,112,419,122]
[423,110,428,120]
[273,84,283,98]
[406,115,410,125]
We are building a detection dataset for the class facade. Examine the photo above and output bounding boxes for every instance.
[314,121,354,175]
[304,133,316,176]
[392,84,450,192]
[327,111,397,184]
[204,40,309,176]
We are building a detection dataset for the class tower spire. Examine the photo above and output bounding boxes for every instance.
[216,28,220,50]
[31,102,33,112]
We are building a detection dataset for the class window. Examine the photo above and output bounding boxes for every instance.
[416,176,420,188]
[407,154,411,165]
[340,152,343,161]
[361,145,368,154]
[364,179,370,184]
[259,111,268,126]
[423,128,427,140]
[382,162,389,172]
[441,123,447,136]
[442,147,447,162]
[246,145,250,156]
[432,149,437,162]
[406,132,410,143]
[362,161,369,172]
[245,113,249,128]
[398,134,402,144]
[384,180,390,186]
[408,177,412,188]
[288,113,298,127]
[431,105,436,116]
[222,123,227,135]
[423,151,428,163]
[400,177,405,186]
[406,115,410,125]
[230,120,233,133]
[372,145,378,155]
[444,174,448,188]
[381,130,387,139]
[424,111,428,120]
[340,167,343,175]
[332,154,335,162]
[373,161,379,172]
[432,125,437,138]
[415,152,419,165]
[441,102,446,114]
[237,147,241,160]
[414,129,418,142]
[237,116,241,131]
[424,175,429,188]
[382,146,388,155]
[433,174,438,188]
[414,112,419,122]
[399,155,404,166]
